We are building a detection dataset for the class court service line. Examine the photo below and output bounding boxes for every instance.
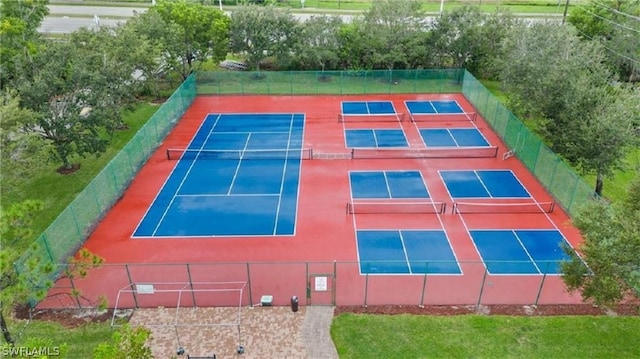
[211,131,290,135]
[512,230,542,274]
[473,170,494,198]
[176,193,280,198]
[272,114,295,235]
[131,115,218,237]
[227,133,251,196]
[382,171,393,198]
[447,129,462,147]
[397,231,413,274]
[372,129,380,148]
[151,114,222,237]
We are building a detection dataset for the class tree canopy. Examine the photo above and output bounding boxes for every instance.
[563,176,640,306]
[149,0,231,79]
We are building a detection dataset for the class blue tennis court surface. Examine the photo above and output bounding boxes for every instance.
[342,101,396,115]
[357,230,460,274]
[134,113,304,237]
[440,170,530,198]
[345,129,408,148]
[405,100,464,114]
[470,230,571,274]
[421,128,489,147]
[350,171,429,199]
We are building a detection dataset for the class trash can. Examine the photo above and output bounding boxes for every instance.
[291,295,299,312]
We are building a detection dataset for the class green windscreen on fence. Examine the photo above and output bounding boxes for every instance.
[16,69,595,302]
[14,74,197,289]
[196,69,464,95]
[461,70,593,216]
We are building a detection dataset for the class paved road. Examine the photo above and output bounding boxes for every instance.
[40,5,558,34]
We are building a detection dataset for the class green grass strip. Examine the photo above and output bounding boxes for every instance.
[332,314,640,358]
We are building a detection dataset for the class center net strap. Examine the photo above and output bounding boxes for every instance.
[351,146,498,159]
[166,148,313,160]
[347,200,447,214]
[452,201,556,214]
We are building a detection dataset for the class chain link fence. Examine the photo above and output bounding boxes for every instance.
[461,71,594,216]
[42,260,575,309]
[14,75,197,293]
[16,69,592,307]
[196,69,464,95]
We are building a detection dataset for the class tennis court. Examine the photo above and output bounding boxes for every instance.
[42,93,585,308]
[133,114,306,237]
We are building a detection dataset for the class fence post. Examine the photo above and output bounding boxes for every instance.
[68,274,83,308]
[535,262,551,306]
[332,260,337,307]
[305,261,310,306]
[419,262,428,308]
[69,206,82,239]
[185,263,196,307]
[363,263,369,308]
[125,264,139,309]
[41,234,56,263]
[246,262,253,307]
[476,267,488,310]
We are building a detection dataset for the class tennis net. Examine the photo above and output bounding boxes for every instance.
[347,201,447,214]
[350,146,498,159]
[409,112,477,122]
[166,148,313,160]
[452,201,556,214]
[339,113,405,123]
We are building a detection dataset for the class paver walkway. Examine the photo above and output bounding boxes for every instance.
[129,306,338,358]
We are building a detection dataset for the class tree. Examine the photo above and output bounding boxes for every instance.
[0,0,49,89]
[0,90,52,196]
[500,23,635,195]
[93,324,153,359]
[295,15,343,73]
[568,0,640,82]
[15,39,117,170]
[230,5,299,71]
[120,10,173,97]
[562,176,640,307]
[336,20,377,70]
[150,0,230,80]
[0,200,51,345]
[566,87,638,195]
[430,6,484,69]
[69,27,144,130]
[362,0,426,74]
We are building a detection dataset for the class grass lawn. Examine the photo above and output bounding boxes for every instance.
[1,103,160,250]
[6,318,114,358]
[332,314,640,358]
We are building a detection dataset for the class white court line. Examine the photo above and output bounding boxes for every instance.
[473,170,494,198]
[226,134,251,195]
[397,230,412,274]
[151,115,222,237]
[512,230,542,274]
[272,114,295,235]
[131,115,220,237]
[176,193,280,198]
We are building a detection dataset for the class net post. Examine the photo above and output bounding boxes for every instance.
[166,148,171,160]
[338,113,343,123]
